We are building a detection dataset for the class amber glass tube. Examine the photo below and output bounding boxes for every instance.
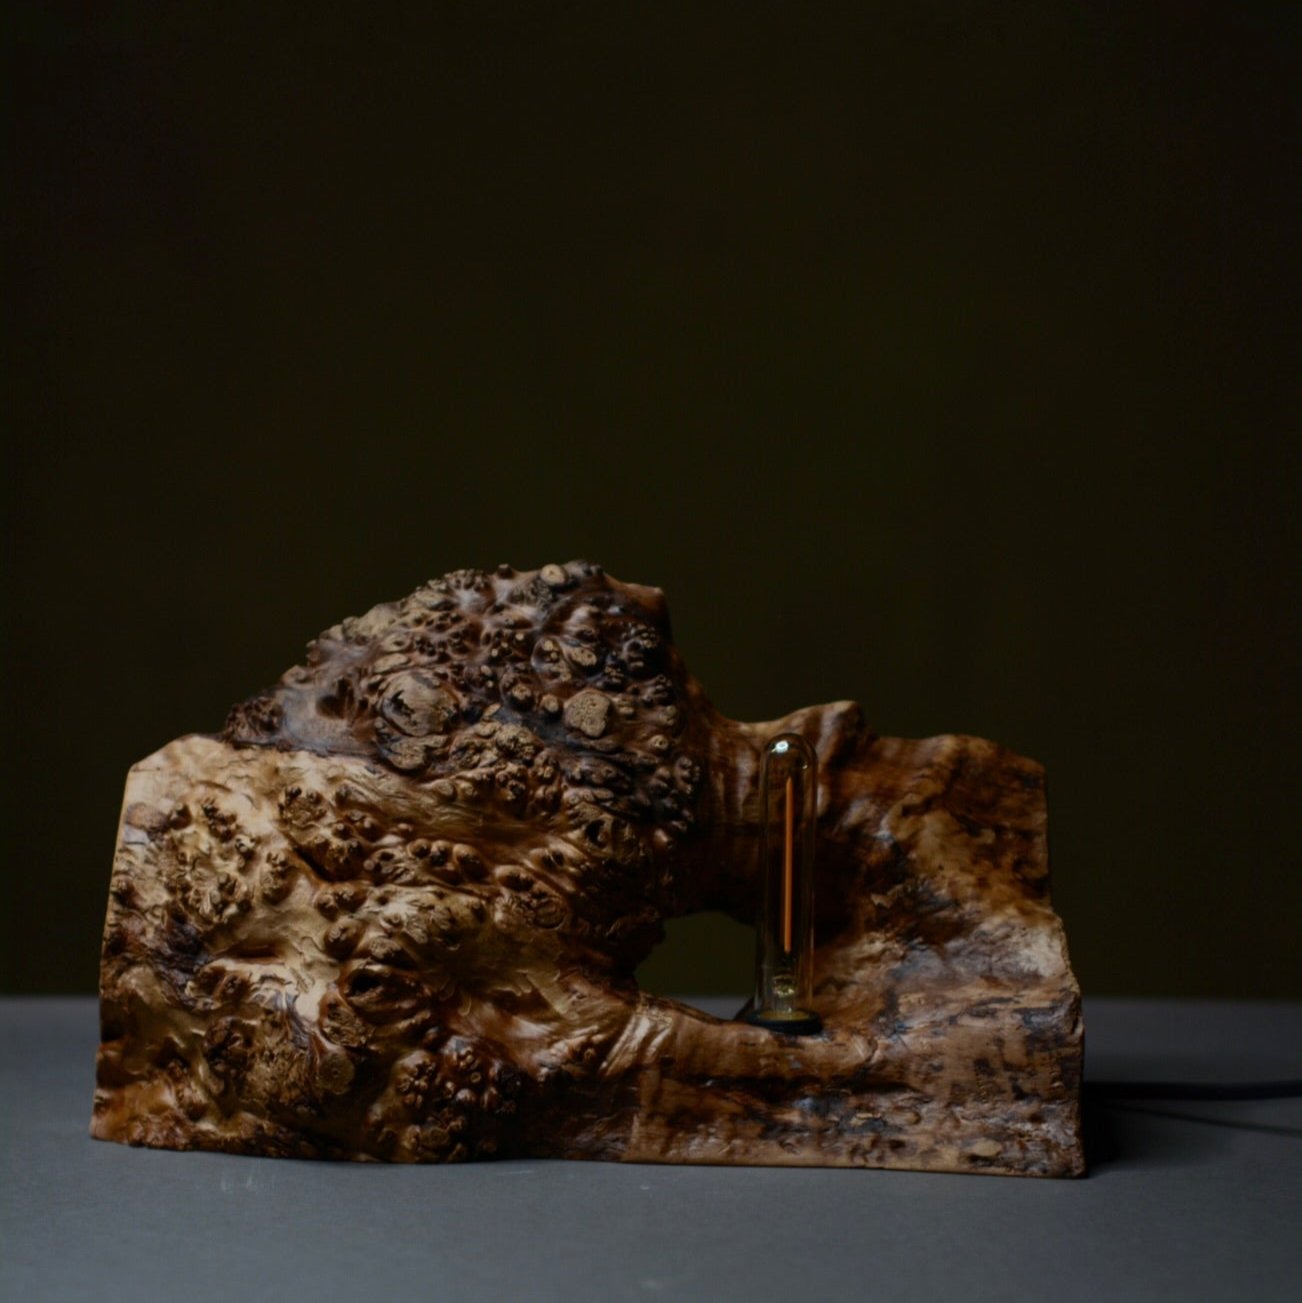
[746,732,822,1035]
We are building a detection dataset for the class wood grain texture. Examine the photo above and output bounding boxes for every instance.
[92,562,1083,1175]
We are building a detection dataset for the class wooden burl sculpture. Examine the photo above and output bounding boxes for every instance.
[93,562,1083,1176]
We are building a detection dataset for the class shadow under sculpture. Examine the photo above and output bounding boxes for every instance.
[92,561,1083,1176]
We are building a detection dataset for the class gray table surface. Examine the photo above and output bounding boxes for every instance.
[2,997,1299,1303]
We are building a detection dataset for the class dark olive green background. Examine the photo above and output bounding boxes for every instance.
[4,3,1298,997]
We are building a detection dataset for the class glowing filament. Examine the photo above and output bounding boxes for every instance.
[782,775,794,954]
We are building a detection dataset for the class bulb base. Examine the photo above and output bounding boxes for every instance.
[744,1009,824,1037]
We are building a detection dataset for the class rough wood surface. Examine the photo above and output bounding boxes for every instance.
[92,562,1083,1176]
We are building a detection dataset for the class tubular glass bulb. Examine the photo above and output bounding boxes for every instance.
[746,732,823,1036]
